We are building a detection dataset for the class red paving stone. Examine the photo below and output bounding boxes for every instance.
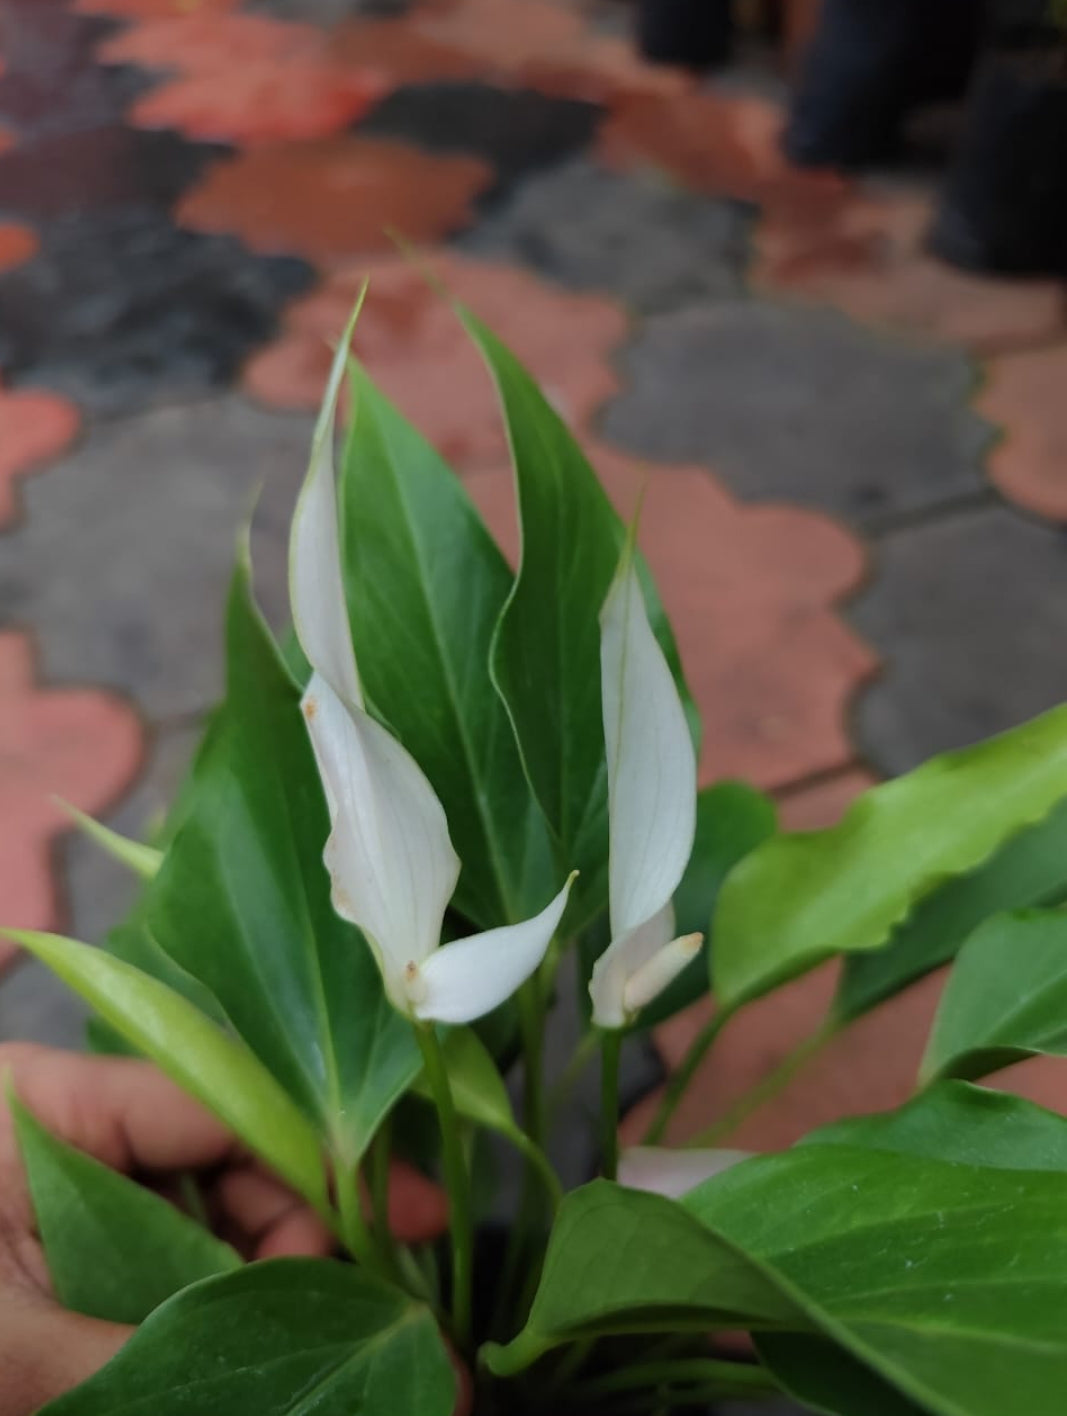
[0,385,81,528]
[977,344,1067,523]
[0,632,143,970]
[0,223,38,274]
[327,18,488,86]
[465,444,874,790]
[406,0,689,103]
[243,252,626,466]
[598,87,847,207]
[754,188,1067,354]
[0,126,15,157]
[101,13,387,144]
[74,0,237,15]
[176,138,491,261]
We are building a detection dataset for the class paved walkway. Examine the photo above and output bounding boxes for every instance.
[3,0,1067,1156]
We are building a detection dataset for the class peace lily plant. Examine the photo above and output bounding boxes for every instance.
[10,295,1067,1416]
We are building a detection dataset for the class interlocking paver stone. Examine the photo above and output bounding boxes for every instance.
[0,395,317,719]
[851,505,1067,775]
[977,344,1067,523]
[0,383,81,526]
[0,208,312,414]
[601,299,991,524]
[457,155,750,313]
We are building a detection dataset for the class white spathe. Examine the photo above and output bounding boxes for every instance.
[618,1146,751,1200]
[289,309,573,1023]
[589,547,699,1029]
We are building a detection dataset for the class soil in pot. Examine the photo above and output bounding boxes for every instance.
[929,38,1067,274]
[784,0,987,167]
[636,0,734,69]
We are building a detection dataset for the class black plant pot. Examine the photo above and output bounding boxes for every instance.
[929,42,1067,275]
[636,0,733,70]
[784,0,987,167]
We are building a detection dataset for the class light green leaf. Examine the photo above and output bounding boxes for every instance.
[4,929,327,1214]
[341,365,554,929]
[11,1095,239,1324]
[416,1027,515,1136]
[490,1149,1067,1416]
[801,1080,1067,1171]
[463,312,697,928]
[148,553,419,1161]
[714,705,1067,1011]
[39,1259,455,1416]
[836,797,1067,1021]
[922,909,1067,1084]
[55,800,162,879]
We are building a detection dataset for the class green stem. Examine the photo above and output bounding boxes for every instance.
[518,979,547,1148]
[548,1028,599,1117]
[335,1153,377,1269]
[415,1024,473,1350]
[600,1029,622,1181]
[572,1357,778,1399]
[368,1117,393,1254]
[684,1019,840,1149]
[510,1127,564,1211]
[643,1010,729,1146]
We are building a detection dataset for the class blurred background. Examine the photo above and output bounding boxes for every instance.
[2,0,1067,1278]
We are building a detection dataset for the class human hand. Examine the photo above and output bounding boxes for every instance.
[0,1044,450,1415]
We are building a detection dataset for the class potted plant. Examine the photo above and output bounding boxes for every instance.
[929,0,1067,273]
[9,294,1067,1416]
[636,0,734,70]
[784,0,986,166]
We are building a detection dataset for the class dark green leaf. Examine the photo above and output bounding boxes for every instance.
[801,1080,1067,1171]
[340,366,555,929]
[491,1149,1067,1416]
[756,1335,926,1416]
[39,1259,455,1416]
[12,1096,239,1324]
[922,909,1067,1084]
[463,312,697,928]
[714,706,1067,1011]
[5,929,327,1212]
[837,797,1067,1021]
[149,553,419,1161]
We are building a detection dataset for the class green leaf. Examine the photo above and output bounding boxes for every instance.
[4,929,327,1213]
[801,1080,1067,1171]
[921,909,1067,1084]
[11,1095,240,1324]
[416,1027,515,1137]
[39,1259,455,1416]
[490,1150,1067,1416]
[756,1335,926,1416]
[482,1181,799,1376]
[463,312,697,927]
[148,552,419,1161]
[837,797,1067,1021]
[56,800,162,879]
[714,705,1067,1011]
[340,366,554,928]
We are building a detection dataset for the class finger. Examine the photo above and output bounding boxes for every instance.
[387,1161,449,1243]
[215,1167,333,1260]
[0,1044,235,1180]
[2,1290,131,1413]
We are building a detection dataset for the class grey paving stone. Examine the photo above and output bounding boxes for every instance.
[359,83,602,193]
[0,957,88,1049]
[600,299,991,524]
[0,209,312,416]
[851,505,1067,775]
[0,395,316,720]
[60,722,206,948]
[457,155,750,313]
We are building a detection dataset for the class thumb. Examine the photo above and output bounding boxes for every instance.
[2,1295,130,1414]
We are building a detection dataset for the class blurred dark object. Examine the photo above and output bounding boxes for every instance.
[636,0,734,69]
[930,29,1067,275]
[784,0,986,167]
